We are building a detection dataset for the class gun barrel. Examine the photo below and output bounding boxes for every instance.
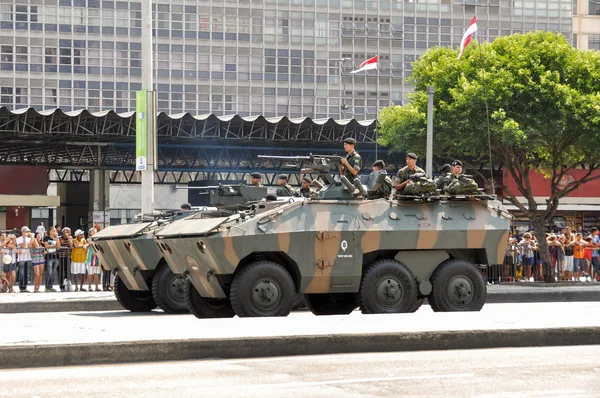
[175,186,220,190]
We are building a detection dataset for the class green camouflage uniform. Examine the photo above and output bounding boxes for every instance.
[295,187,317,199]
[434,173,450,190]
[276,184,295,197]
[341,150,361,182]
[443,173,479,195]
[396,166,425,194]
[367,170,393,200]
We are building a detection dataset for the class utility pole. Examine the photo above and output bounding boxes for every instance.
[339,58,351,119]
[140,0,156,214]
[426,85,435,177]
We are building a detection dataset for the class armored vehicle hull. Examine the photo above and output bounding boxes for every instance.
[155,197,511,318]
[92,221,187,313]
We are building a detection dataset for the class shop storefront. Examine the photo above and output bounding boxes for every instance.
[502,168,600,234]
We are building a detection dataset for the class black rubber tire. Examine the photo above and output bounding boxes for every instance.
[304,293,357,315]
[114,274,157,312]
[359,259,418,314]
[184,279,235,319]
[292,293,306,310]
[429,259,486,312]
[151,265,188,314]
[230,261,295,317]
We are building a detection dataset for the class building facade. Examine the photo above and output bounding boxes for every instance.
[0,0,585,120]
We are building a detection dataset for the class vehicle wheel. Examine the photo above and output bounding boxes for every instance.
[304,293,357,315]
[114,274,157,312]
[151,265,188,314]
[428,259,486,312]
[184,279,235,319]
[230,261,295,317]
[359,259,418,314]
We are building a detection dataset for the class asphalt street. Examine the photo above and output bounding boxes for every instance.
[2,302,600,346]
[1,346,599,397]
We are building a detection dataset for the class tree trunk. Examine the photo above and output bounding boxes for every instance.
[532,217,555,284]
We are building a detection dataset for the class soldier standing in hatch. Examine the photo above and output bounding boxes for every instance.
[250,172,264,187]
[294,176,317,199]
[275,174,294,196]
[434,163,452,191]
[340,138,361,182]
[367,160,393,200]
[442,160,463,192]
[395,152,425,194]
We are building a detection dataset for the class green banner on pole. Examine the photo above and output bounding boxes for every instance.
[136,90,148,171]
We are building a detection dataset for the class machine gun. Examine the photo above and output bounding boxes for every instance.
[257,154,367,200]
[408,173,426,180]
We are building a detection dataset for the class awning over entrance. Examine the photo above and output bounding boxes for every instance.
[503,204,600,212]
[0,195,60,207]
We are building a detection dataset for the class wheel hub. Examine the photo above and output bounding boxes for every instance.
[375,277,404,309]
[251,279,281,311]
[168,275,186,301]
[447,276,474,307]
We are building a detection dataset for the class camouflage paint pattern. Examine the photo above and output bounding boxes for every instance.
[155,198,511,298]
[92,222,165,291]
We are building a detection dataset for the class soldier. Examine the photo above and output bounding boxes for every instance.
[180,203,192,211]
[294,176,316,199]
[442,160,463,192]
[443,159,479,195]
[250,172,263,188]
[264,193,278,202]
[340,137,361,182]
[275,174,294,196]
[367,160,392,200]
[394,152,425,194]
[434,164,452,190]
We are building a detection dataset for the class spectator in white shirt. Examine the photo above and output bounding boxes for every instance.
[16,226,39,293]
[35,222,46,236]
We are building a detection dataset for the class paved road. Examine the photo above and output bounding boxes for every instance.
[2,302,600,346]
[1,346,599,397]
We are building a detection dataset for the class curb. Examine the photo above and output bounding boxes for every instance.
[2,327,599,369]
[0,300,123,314]
[3,290,600,313]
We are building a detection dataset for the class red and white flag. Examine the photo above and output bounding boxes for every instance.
[458,16,478,59]
[350,56,378,74]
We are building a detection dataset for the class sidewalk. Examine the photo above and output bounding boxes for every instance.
[1,302,599,369]
[1,283,600,313]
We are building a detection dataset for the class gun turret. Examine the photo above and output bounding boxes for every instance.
[177,184,267,209]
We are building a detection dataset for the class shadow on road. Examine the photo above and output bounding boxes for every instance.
[72,311,178,318]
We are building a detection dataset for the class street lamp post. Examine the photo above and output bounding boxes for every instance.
[140,0,156,214]
[426,85,435,177]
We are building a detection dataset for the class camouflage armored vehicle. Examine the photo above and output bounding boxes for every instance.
[155,155,511,318]
[91,185,266,313]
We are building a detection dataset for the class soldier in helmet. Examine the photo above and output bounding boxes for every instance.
[250,172,263,188]
[367,160,393,200]
[434,164,452,191]
[340,137,361,182]
[294,176,317,199]
[395,152,425,194]
[275,174,294,196]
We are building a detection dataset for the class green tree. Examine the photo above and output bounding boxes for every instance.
[378,31,600,283]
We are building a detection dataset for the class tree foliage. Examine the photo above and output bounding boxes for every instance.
[378,31,600,281]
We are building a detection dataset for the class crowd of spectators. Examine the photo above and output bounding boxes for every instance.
[500,226,600,283]
[0,222,114,293]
